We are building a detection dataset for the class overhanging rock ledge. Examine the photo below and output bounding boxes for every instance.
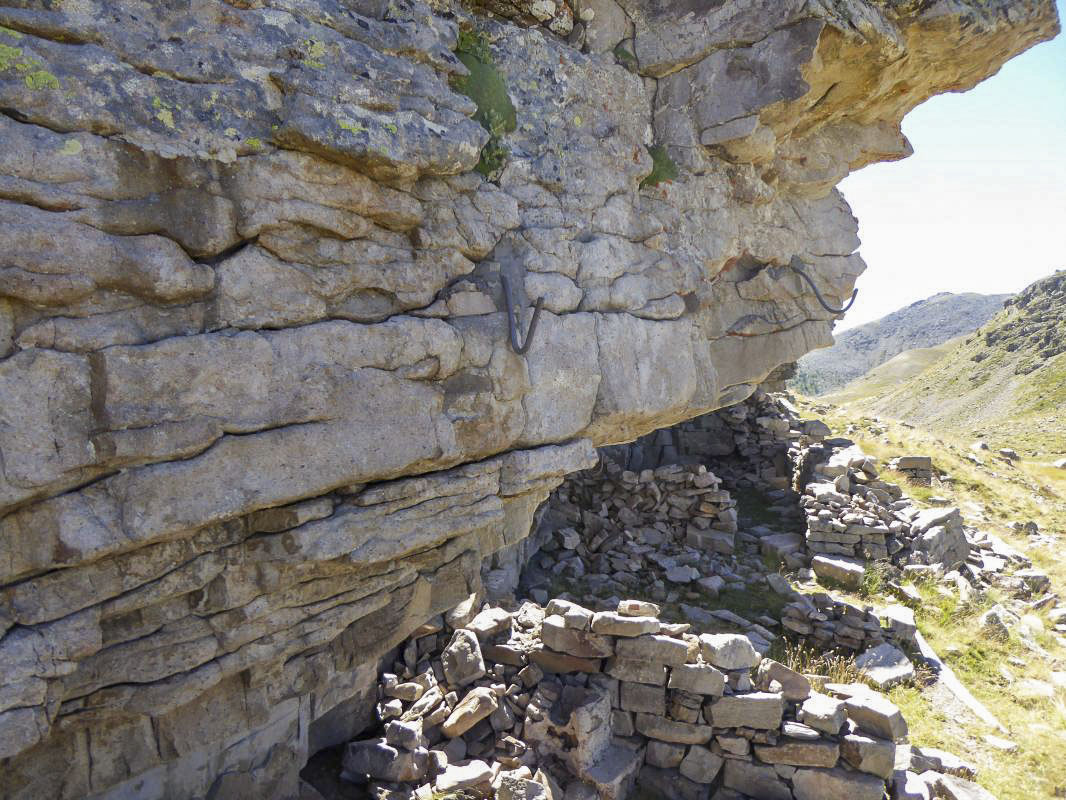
[0,0,1057,797]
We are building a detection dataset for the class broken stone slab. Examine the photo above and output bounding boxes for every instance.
[441,628,487,688]
[617,599,661,618]
[524,683,613,774]
[855,643,915,689]
[605,657,668,685]
[497,775,550,800]
[791,766,886,800]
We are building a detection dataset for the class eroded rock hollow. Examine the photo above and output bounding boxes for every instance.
[0,0,1057,797]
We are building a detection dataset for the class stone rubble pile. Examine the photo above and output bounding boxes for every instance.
[338,596,957,800]
[801,445,971,571]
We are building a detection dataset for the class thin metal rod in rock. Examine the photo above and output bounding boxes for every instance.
[500,272,545,355]
[789,256,858,314]
[914,630,1007,733]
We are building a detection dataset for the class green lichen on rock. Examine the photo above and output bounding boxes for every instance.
[23,69,59,90]
[450,29,516,178]
[0,42,20,71]
[640,145,680,188]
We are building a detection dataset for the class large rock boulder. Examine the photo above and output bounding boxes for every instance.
[0,0,1056,797]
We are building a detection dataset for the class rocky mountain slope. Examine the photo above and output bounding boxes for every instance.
[838,271,1066,457]
[0,1,1058,798]
[792,292,1011,395]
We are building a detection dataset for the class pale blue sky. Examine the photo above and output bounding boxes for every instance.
[837,2,1065,330]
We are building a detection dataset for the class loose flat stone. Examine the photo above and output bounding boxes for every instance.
[440,687,498,738]
[844,690,908,742]
[617,599,661,618]
[591,611,660,637]
[812,554,866,589]
[435,760,493,792]
[855,643,914,689]
[441,629,486,688]
[698,633,759,670]
[798,692,846,735]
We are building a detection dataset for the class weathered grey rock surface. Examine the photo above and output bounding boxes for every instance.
[0,0,1057,797]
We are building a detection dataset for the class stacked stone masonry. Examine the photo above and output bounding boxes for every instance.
[0,0,1058,797]
[339,595,918,800]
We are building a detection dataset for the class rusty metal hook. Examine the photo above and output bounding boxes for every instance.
[789,257,858,315]
[500,272,544,355]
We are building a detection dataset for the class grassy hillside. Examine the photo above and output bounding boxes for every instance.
[824,336,962,404]
[795,398,1066,800]
[791,291,1010,395]
[826,272,1066,458]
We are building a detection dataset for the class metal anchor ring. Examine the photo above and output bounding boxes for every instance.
[789,257,858,315]
[499,272,544,355]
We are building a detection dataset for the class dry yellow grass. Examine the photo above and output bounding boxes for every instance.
[795,397,1066,800]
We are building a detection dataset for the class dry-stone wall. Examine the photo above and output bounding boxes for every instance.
[0,0,1058,797]
[340,596,910,800]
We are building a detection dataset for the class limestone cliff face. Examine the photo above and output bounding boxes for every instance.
[0,0,1056,797]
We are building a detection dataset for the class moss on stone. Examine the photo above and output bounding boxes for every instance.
[450,29,516,179]
[0,43,22,71]
[23,68,59,90]
[640,145,679,188]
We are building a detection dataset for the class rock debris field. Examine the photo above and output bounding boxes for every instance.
[319,393,1064,800]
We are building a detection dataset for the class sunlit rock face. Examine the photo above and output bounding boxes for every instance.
[0,0,1056,796]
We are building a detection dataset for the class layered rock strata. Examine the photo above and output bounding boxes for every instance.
[0,0,1058,797]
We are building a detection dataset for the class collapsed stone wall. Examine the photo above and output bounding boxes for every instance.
[0,0,1058,797]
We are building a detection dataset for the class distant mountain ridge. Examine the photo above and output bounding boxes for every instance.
[791,291,1011,395]
[828,271,1066,457]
